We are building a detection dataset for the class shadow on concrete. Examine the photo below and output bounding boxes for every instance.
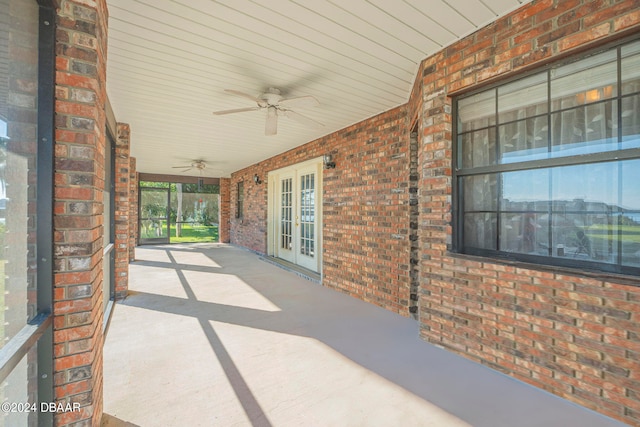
[119,243,625,427]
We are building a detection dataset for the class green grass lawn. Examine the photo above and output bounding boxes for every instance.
[170,223,218,243]
[587,224,640,243]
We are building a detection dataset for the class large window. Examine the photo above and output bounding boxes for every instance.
[236,181,244,220]
[138,180,220,245]
[454,38,640,275]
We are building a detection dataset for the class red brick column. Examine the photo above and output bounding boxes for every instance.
[129,157,138,261]
[114,123,130,299]
[219,178,231,243]
[53,0,108,425]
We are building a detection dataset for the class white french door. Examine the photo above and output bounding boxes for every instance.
[268,159,322,273]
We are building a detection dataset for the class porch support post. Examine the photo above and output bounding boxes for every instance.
[114,123,131,299]
[219,178,231,243]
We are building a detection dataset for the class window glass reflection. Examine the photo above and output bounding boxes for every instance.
[550,50,617,109]
[500,212,549,255]
[502,169,550,212]
[463,174,497,211]
[464,213,497,250]
[0,0,39,349]
[551,163,619,207]
[457,39,640,273]
[458,89,495,132]
[621,94,640,149]
[551,100,617,156]
[499,117,548,163]
[621,40,640,95]
[498,73,548,123]
[459,128,496,168]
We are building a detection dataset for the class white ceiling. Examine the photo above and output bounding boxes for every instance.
[106,0,530,178]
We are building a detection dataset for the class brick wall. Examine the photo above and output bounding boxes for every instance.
[415,1,640,424]
[53,0,109,425]
[129,157,137,260]
[227,0,639,422]
[230,106,412,315]
[230,168,267,252]
[114,123,129,299]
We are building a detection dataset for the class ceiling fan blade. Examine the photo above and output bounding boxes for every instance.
[279,95,319,109]
[224,89,262,103]
[265,106,278,136]
[213,107,260,115]
[284,110,324,129]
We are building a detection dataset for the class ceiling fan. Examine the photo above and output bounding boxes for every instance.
[213,88,324,136]
[172,159,207,173]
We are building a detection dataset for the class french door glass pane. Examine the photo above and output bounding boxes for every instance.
[299,173,315,257]
[280,178,292,250]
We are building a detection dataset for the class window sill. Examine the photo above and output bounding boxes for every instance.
[445,250,640,287]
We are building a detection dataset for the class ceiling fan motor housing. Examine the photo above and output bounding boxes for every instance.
[262,88,282,106]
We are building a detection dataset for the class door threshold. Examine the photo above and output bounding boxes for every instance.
[260,256,321,284]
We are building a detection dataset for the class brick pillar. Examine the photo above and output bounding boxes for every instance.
[219,178,231,243]
[129,157,137,261]
[418,86,453,339]
[53,0,108,425]
[114,123,130,299]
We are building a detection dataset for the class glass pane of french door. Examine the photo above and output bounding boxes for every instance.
[280,177,293,251]
[299,173,315,257]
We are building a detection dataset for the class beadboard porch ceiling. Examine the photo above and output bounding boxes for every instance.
[105,0,531,178]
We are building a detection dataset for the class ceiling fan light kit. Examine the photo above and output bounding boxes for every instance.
[213,87,324,136]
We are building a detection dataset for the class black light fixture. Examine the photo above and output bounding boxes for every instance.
[323,153,336,169]
[253,174,262,184]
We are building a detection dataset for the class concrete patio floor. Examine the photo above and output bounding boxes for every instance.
[102,244,626,427]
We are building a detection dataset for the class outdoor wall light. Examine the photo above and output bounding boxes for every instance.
[323,153,336,169]
[253,174,262,184]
